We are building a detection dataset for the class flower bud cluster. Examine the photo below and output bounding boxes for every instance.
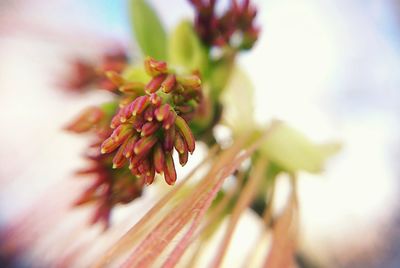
[188,0,259,49]
[65,56,202,226]
[100,57,202,185]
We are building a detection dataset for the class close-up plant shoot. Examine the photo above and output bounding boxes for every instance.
[1,0,399,267]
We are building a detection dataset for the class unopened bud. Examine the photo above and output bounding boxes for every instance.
[176,74,201,89]
[141,122,160,137]
[112,143,128,169]
[134,135,158,155]
[162,110,176,130]
[132,96,150,116]
[143,163,155,185]
[132,116,145,132]
[144,106,155,122]
[111,124,133,143]
[163,127,175,152]
[145,74,166,94]
[164,152,177,185]
[105,71,125,86]
[101,136,120,154]
[174,132,186,154]
[123,136,139,158]
[144,57,168,77]
[161,74,176,93]
[175,116,195,153]
[155,104,171,122]
[150,93,162,107]
[153,143,165,173]
[179,150,189,166]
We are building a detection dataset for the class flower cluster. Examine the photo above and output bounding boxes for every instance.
[100,57,201,185]
[65,56,202,227]
[188,0,259,50]
[65,49,128,92]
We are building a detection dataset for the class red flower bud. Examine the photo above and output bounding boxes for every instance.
[144,106,155,122]
[111,124,133,143]
[163,127,175,152]
[129,154,146,170]
[174,132,186,155]
[105,71,125,86]
[101,136,121,154]
[138,159,155,185]
[132,115,145,132]
[162,110,176,130]
[134,135,158,155]
[175,116,195,153]
[144,57,168,77]
[119,103,135,122]
[123,136,139,158]
[164,152,177,185]
[145,74,167,94]
[138,159,150,175]
[161,74,176,93]
[179,150,189,166]
[150,93,162,107]
[101,125,133,154]
[153,143,165,173]
[110,112,122,129]
[155,104,171,122]
[141,122,160,137]
[176,74,201,89]
[144,164,155,185]
[132,96,150,116]
[112,143,128,169]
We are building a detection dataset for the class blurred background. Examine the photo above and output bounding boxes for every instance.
[0,0,399,267]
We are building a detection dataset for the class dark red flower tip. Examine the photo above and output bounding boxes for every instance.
[188,0,259,49]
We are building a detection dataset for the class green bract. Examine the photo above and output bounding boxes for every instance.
[261,123,341,173]
[122,65,150,83]
[168,20,208,75]
[129,0,167,60]
[221,66,256,135]
[208,55,235,99]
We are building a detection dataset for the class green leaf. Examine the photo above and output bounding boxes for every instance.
[129,0,167,60]
[168,20,208,74]
[261,123,341,173]
[208,53,235,99]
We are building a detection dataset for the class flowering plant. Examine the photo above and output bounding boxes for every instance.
[64,0,339,266]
